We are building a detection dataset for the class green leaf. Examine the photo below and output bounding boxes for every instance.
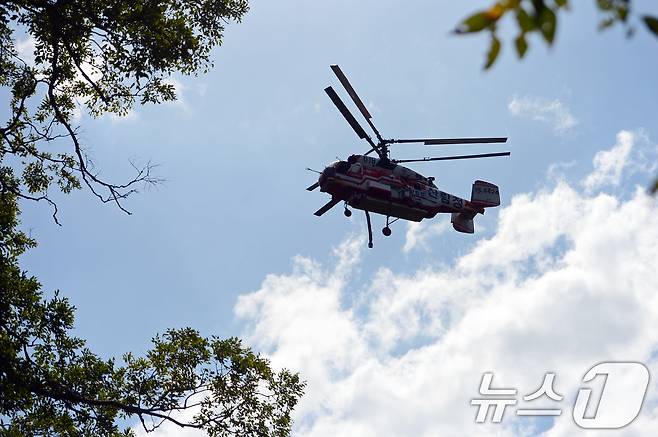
[455,12,492,34]
[618,6,629,22]
[598,17,616,31]
[539,7,557,45]
[516,8,534,33]
[484,35,501,69]
[643,16,658,37]
[554,0,568,8]
[515,34,528,58]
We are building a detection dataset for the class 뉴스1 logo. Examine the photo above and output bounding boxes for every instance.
[471,362,649,429]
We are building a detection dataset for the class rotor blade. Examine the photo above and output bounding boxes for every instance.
[306,182,320,191]
[324,86,371,140]
[424,137,507,145]
[330,65,384,142]
[314,198,341,216]
[392,151,510,164]
[390,137,508,145]
[330,65,372,119]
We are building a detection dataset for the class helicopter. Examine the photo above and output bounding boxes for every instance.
[307,65,510,248]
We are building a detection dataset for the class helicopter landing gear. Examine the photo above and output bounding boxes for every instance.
[361,214,398,248]
[343,203,352,217]
[382,216,399,237]
[365,210,373,248]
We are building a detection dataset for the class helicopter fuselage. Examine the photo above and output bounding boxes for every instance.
[317,154,484,222]
[309,65,507,247]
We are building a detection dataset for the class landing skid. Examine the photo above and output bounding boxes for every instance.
[362,213,398,248]
[365,210,373,248]
[383,215,399,237]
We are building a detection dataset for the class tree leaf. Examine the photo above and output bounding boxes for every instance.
[484,35,501,69]
[455,11,493,34]
[515,34,528,58]
[516,8,534,32]
[485,3,505,21]
[539,7,557,45]
[618,5,629,22]
[596,0,613,12]
[598,17,616,31]
[643,16,658,37]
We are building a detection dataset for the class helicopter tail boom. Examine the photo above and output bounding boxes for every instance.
[451,212,475,234]
[470,180,500,208]
[451,180,501,234]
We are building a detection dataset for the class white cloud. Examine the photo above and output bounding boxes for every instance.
[583,129,658,191]
[162,78,206,114]
[104,109,139,123]
[132,407,201,437]
[231,131,658,437]
[546,161,576,183]
[582,130,644,192]
[140,130,658,437]
[15,36,36,66]
[508,95,578,133]
[403,219,451,252]
[163,78,190,112]
[10,36,175,122]
[74,70,186,122]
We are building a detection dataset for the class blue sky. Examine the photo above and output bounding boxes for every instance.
[12,1,658,435]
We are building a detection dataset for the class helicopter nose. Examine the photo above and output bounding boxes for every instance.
[322,167,336,177]
[318,166,336,186]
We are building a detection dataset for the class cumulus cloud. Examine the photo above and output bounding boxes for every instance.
[163,78,190,112]
[234,186,658,437]
[403,219,451,252]
[142,130,658,436]
[15,36,36,66]
[9,36,183,122]
[233,133,658,437]
[584,131,632,190]
[508,95,578,133]
[582,130,657,192]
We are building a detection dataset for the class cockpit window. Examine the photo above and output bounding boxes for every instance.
[350,163,363,174]
[336,161,349,173]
